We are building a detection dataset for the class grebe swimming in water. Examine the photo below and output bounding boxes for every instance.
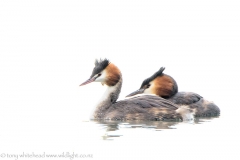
[79,59,193,121]
[126,67,220,117]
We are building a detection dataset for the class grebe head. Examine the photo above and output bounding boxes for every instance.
[126,67,178,98]
[79,58,121,87]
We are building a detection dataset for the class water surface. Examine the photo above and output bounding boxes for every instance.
[83,117,220,140]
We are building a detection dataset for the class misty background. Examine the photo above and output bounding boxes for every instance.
[0,1,240,159]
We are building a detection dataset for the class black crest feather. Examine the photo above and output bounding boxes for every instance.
[140,67,165,88]
[90,58,110,78]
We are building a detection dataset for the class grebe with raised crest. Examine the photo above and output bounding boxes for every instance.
[126,67,220,117]
[80,59,194,121]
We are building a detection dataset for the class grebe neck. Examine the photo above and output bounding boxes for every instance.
[93,76,122,119]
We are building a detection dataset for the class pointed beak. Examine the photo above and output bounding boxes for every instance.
[126,89,145,97]
[79,77,95,86]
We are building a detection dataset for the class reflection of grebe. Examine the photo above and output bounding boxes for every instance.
[80,59,193,121]
[126,67,220,117]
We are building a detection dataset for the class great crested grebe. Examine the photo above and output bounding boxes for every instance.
[126,67,220,117]
[79,59,193,121]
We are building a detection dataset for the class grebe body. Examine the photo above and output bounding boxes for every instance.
[126,67,220,117]
[80,59,193,121]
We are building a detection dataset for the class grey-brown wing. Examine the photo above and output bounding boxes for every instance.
[167,92,202,105]
[167,92,220,117]
[190,98,220,117]
[104,95,182,120]
[116,95,179,110]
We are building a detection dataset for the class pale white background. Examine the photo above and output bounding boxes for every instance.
[0,0,240,160]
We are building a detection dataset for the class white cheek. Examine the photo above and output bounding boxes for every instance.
[144,88,152,94]
[95,70,106,82]
[143,81,154,94]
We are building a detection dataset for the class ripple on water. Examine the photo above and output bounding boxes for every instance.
[82,116,220,140]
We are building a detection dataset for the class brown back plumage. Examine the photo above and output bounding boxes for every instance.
[105,95,183,121]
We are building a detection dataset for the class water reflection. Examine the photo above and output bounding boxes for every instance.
[88,116,219,140]
[194,116,220,124]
